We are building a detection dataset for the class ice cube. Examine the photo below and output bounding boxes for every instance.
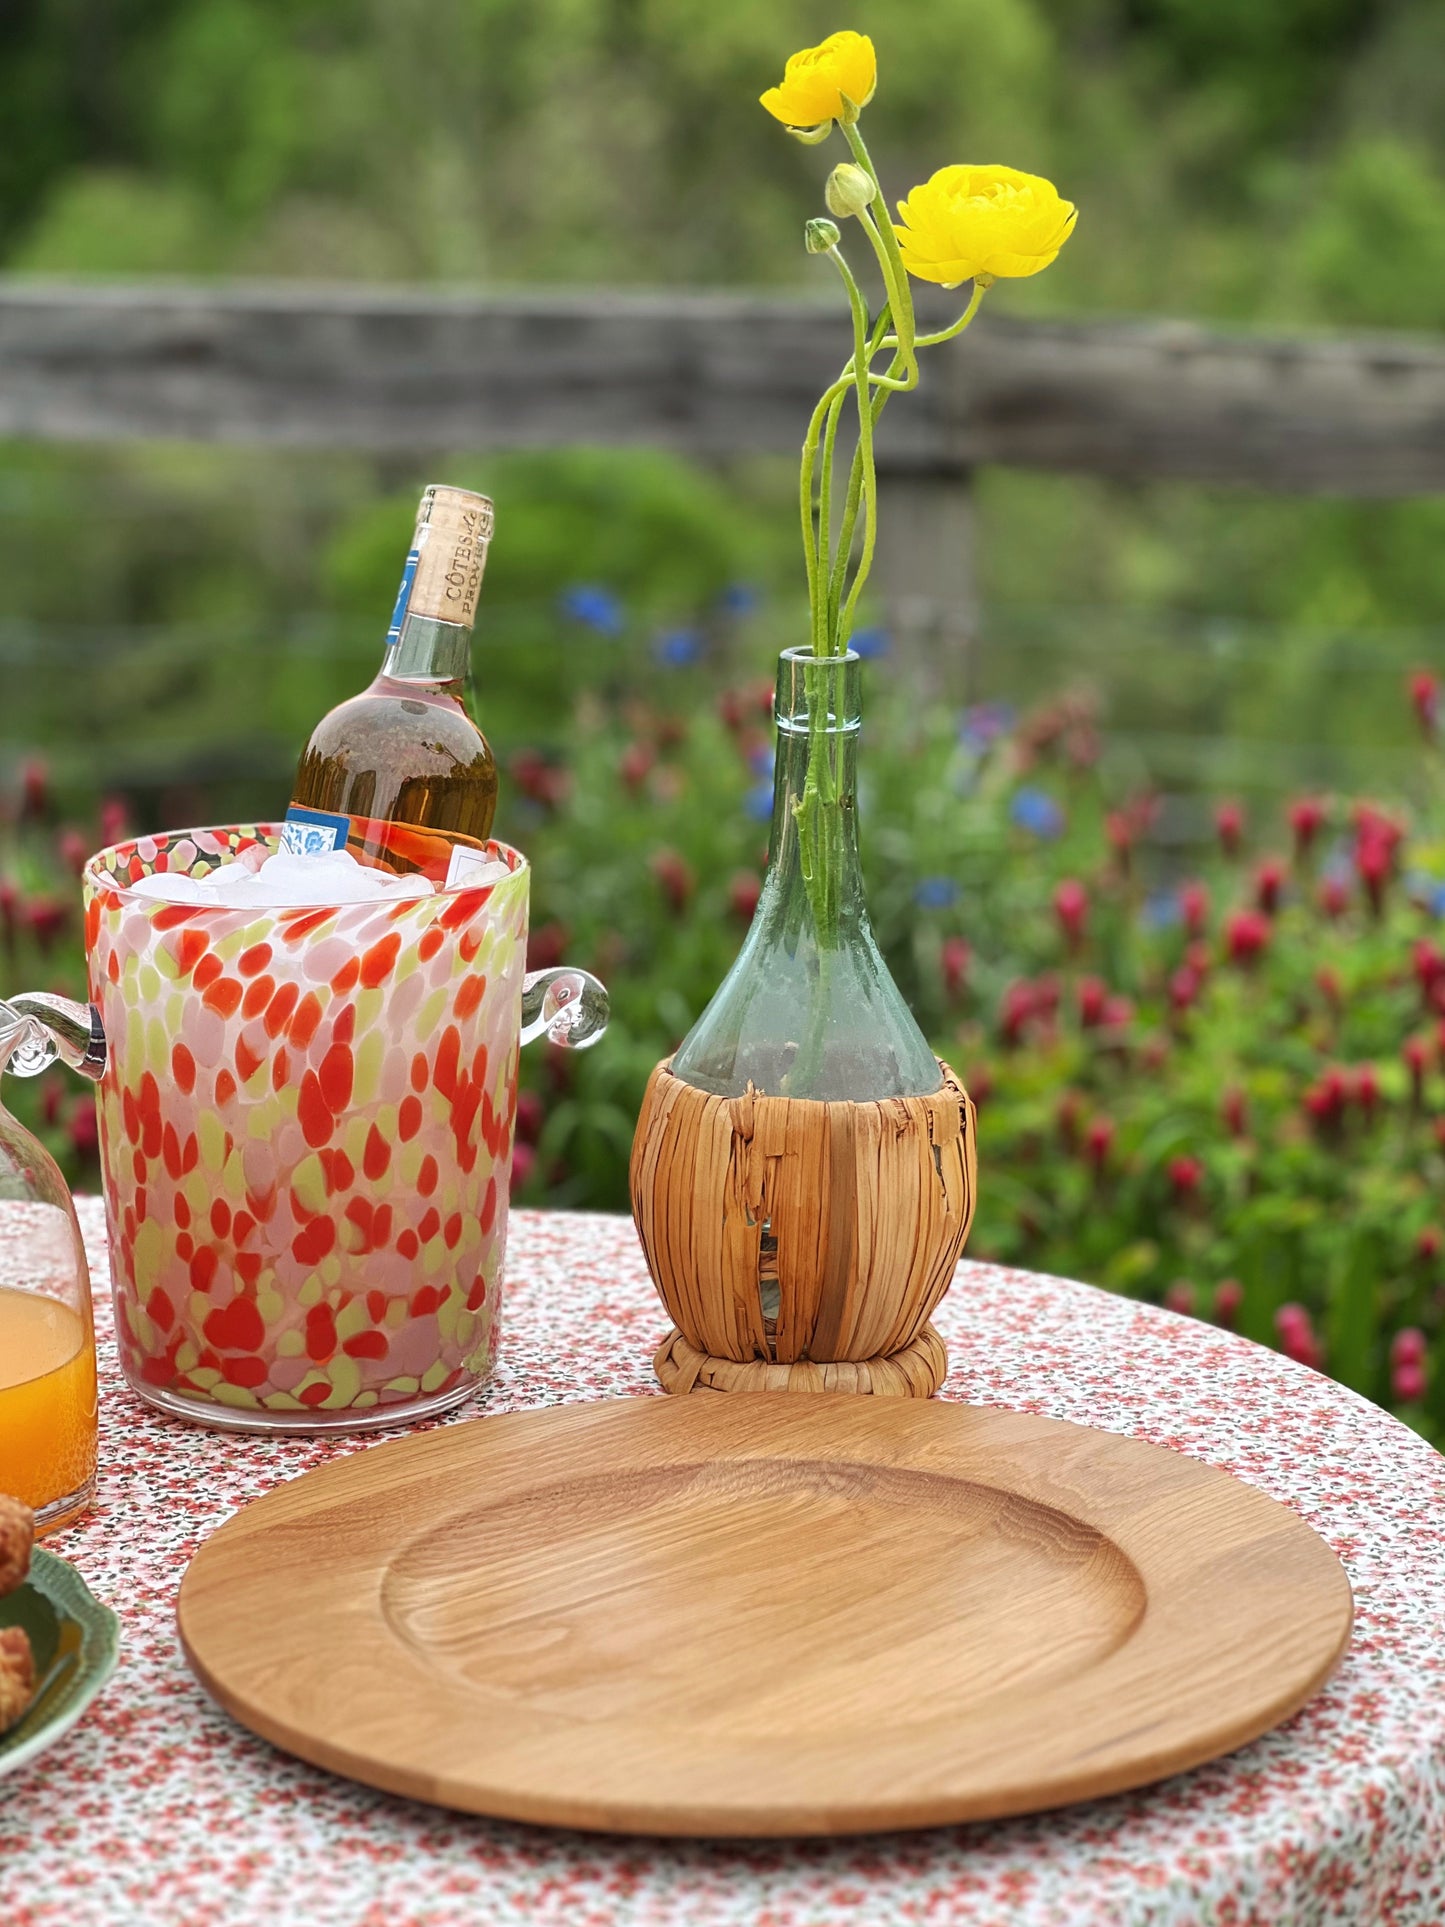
[128,849,435,909]
[445,859,512,892]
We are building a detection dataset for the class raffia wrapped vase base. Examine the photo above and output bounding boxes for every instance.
[630,1058,977,1397]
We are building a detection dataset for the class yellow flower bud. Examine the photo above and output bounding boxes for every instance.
[824,163,875,220]
[760,31,877,133]
[893,165,1077,287]
[804,218,842,255]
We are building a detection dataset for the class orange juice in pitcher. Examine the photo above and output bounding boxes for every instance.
[0,995,102,1530]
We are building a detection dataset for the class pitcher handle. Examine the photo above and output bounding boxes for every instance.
[520,968,609,1051]
[0,993,107,1081]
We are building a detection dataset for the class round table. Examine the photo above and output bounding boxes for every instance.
[5,1206,1444,1927]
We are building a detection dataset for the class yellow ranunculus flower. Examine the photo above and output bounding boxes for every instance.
[760,31,877,131]
[894,165,1077,286]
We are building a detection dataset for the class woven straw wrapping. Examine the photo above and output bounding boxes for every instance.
[630,1058,977,1396]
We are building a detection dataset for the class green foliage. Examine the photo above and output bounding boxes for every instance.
[4,0,1445,327]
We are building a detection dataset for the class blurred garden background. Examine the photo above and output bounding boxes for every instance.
[4,0,1445,1435]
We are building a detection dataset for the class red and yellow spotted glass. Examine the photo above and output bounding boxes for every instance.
[83,825,530,1432]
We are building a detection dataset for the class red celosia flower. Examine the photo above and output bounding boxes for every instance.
[1318,875,1350,918]
[1353,1062,1381,1118]
[941,935,970,1001]
[526,920,570,971]
[619,741,655,793]
[514,1089,545,1146]
[66,1097,98,1160]
[1179,881,1210,938]
[649,848,695,914]
[1221,1085,1248,1137]
[1102,994,1134,1029]
[1085,1114,1114,1175]
[1215,801,1245,857]
[1288,796,1327,858]
[57,827,89,877]
[717,689,745,732]
[1032,973,1061,1020]
[1168,1155,1203,1198]
[1303,1066,1349,1127]
[1214,1279,1244,1327]
[1393,1358,1428,1403]
[20,756,48,820]
[999,979,1036,1046]
[1168,965,1201,1013]
[1077,976,1108,1028]
[1355,836,1391,916]
[1415,940,1445,1001]
[1254,859,1286,915]
[1316,967,1342,1009]
[99,796,130,848]
[1409,669,1439,739]
[729,870,762,923]
[1392,1326,1428,1366]
[1404,1036,1431,1106]
[40,1079,63,1128]
[0,879,16,950]
[510,1141,537,1194]
[1053,878,1088,948]
[1163,1280,1196,1316]
[23,897,67,954]
[1275,1302,1322,1370]
[1104,813,1134,868]
[1225,909,1270,964]
[1416,1226,1443,1263]
[968,1061,995,1107]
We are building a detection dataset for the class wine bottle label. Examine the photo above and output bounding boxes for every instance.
[281,805,350,858]
[443,842,503,890]
[384,548,422,648]
[408,492,493,628]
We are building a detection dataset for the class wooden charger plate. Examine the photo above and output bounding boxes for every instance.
[178,1394,1352,1837]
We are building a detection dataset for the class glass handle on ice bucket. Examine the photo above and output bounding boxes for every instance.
[519,969,609,1051]
[0,993,107,1081]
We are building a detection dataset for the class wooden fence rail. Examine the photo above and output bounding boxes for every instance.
[1,280,1443,491]
[1,278,1443,656]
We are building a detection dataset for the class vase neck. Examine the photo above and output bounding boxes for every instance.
[762,648,866,936]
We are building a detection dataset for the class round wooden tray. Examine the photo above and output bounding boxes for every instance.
[177,1394,1353,1837]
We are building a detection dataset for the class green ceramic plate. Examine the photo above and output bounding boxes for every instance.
[0,1547,120,1779]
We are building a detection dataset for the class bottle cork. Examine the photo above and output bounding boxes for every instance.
[408,486,494,628]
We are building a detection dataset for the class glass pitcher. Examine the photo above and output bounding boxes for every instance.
[0,995,103,1532]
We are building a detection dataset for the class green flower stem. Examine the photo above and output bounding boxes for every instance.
[827,283,987,625]
[843,121,915,381]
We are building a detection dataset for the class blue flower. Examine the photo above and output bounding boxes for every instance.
[745,781,774,822]
[958,702,1016,752]
[558,584,624,636]
[747,743,774,778]
[850,626,891,660]
[1008,787,1064,840]
[655,628,704,668]
[718,582,761,617]
[1140,890,1182,930]
[914,876,959,910]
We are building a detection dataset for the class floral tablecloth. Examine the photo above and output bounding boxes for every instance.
[4,1204,1444,1927]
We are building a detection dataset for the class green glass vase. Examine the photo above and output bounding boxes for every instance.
[670,646,941,1102]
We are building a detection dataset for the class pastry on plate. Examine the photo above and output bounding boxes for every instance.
[0,1496,35,1732]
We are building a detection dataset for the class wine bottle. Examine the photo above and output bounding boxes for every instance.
[284,484,499,885]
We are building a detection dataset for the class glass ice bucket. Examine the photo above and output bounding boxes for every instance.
[16,824,606,1434]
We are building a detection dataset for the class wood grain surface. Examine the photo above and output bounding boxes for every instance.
[177,1394,1353,1837]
